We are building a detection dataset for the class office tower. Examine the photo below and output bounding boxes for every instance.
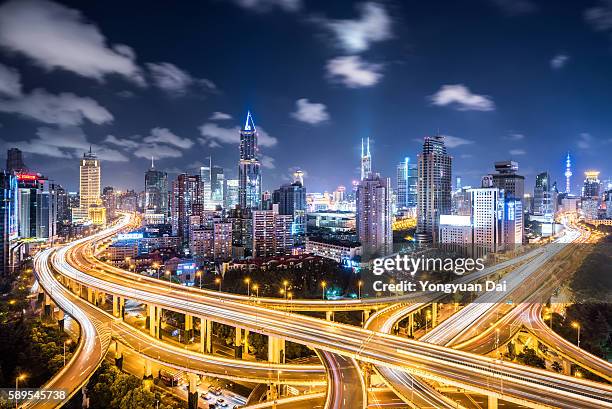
[360,137,372,180]
[117,190,138,212]
[213,222,233,259]
[456,176,462,191]
[252,204,293,258]
[491,161,524,200]
[225,179,239,209]
[416,135,452,242]
[272,177,307,238]
[211,165,224,208]
[238,111,262,209]
[470,187,505,255]
[582,171,601,199]
[17,173,44,238]
[72,148,101,223]
[144,158,168,217]
[333,186,346,204]
[564,152,573,194]
[200,157,213,210]
[189,227,214,258]
[356,173,392,259]
[605,190,612,218]
[452,187,472,216]
[0,171,18,276]
[261,191,272,211]
[293,170,304,186]
[6,148,27,173]
[102,186,116,220]
[50,183,69,225]
[171,174,203,240]
[533,172,553,218]
[504,198,523,247]
[396,157,417,209]
[228,206,252,257]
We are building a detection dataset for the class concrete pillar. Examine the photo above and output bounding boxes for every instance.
[143,360,152,379]
[114,341,123,370]
[363,309,370,321]
[113,295,119,317]
[86,288,94,304]
[44,292,52,316]
[268,336,285,363]
[562,359,571,376]
[99,292,107,306]
[187,373,198,409]
[235,327,242,347]
[408,314,414,337]
[200,317,212,354]
[57,309,65,329]
[148,305,162,339]
[185,314,193,340]
[119,297,125,319]
[488,396,498,409]
[243,329,250,355]
[325,311,334,321]
[431,303,438,328]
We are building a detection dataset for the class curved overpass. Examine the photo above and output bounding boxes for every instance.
[54,217,612,409]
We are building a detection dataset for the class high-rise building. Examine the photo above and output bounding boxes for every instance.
[50,183,69,225]
[396,157,417,209]
[171,174,203,240]
[200,157,213,210]
[72,148,101,223]
[582,171,601,199]
[470,187,505,255]
[504,198,523,248]
[228,206,252,257]
[213,222,233,259]
[0,171,18,276]
[356,173,392,259]
[564,152,573,194]
[6,148,27,173]
[238,111,262,209]
[252,204,293,258]
[272,178,307,238]
[491,161,524,200]
[144,158,168,218]
[605,190,612,219]
[17,173,44,238]
[102,186,116,221]
[211,165,224,208]
[360,137,372,181]
[533,172,553,218]
[416,135,452,242]
[225,179,240,210]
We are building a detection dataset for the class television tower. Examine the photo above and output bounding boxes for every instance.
[360,137,372,180]
[564,152,572,194]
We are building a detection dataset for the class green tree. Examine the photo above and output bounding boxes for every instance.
[516,347,546,369]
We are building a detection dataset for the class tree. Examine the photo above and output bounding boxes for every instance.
[516,347,546,369]
[551,361,562,373]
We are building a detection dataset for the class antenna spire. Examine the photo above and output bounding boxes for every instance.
[151,156,155,168]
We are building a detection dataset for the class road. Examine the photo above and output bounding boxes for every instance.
[53,215,612,409]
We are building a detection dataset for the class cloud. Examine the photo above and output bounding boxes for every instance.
[320,2,392,53]
[290,98,329,124]
[504,132,525,141]
[326,56,383,88]
[550,54,569,69]
[577,133,592,149]
[489,0,537,16]
[146,62,215,95]
[0,88,113,125]
[509,149,526,155]
[143,127,194,149]
[104,134,140,149]
[442,135,474,148]
[260,154,275,169]
[198,123,278,147]
[210,111,232,121]
[0,63,22,97]
[460,154,473,159]
[133,143,183,159]
[2,126,128,161]
[0,0,144,84]
[585,1,612,31]
[429,84,495,111]
[231,0,301,12]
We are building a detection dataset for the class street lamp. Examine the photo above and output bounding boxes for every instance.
[152,262,160,279]
[321,281,327,300]
[196,270,202,289]
[358,280,363,299]
[245,278,251,297]
[253,284,259,299]
[165,270,172,288]
[15,373,26,408]
[425,310,432,333]
[572,322,581,348]
[215,277,221,292]
[64,339,72,366]
[283,280,289,300]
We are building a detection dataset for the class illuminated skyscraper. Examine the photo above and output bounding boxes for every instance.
[564,152,572,194]
[533,172,553,218]
[491,161,524,200]
[225,179,239,209]
[211,165,224,208]
[360,137,371,180]
[144,157,168,217]
[0,171,18,276]
[416,135,452,242]
[396,157,417,209]
[200,157,213,210]
[273,176,307,239]
[171,174,203,240]
[6,148,27,173]
[582,171,601,199]
[238,111,262,209]
[357,173,392,259]
[71,148,101,223]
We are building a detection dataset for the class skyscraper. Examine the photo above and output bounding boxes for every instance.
[533,172,553,218]
[211,165,224,208]
[171,174,203,240]
[396,157,417,209]
[491,161,524,200]
[6,148,27,173]
[72,148,101,223]
[360,137,372,181]
[252,204,294,258]
[564,152,573,194]
[238,111,262,209]
[102,186,116,221]
[144,158,168,217]
[416,136,452,242]
[0,170,18,276]
[273,176,307,238]
[225,179,239,209]
[356,173,392,259]
[470,187,505,255]
[200,157,212,210]
[582,171,601,199]
[17,173,44,238]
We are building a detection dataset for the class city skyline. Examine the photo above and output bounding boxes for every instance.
[0,1,611,193]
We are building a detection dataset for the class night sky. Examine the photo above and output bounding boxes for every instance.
[0,0,611,193]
